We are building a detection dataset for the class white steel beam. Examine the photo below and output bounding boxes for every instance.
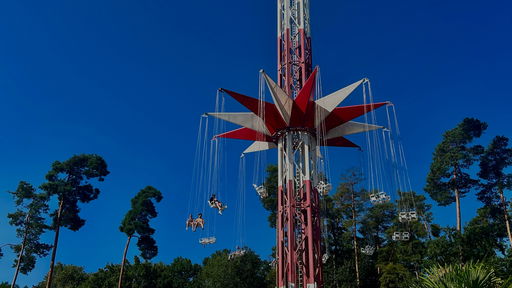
[325,121,383,140]
[315,79,365,126]
[243,141,277,154]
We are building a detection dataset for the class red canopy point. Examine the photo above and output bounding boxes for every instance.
[221,89,286,134]
[323,102,388,132]
[290,68,318,127]
[323,137,360,149]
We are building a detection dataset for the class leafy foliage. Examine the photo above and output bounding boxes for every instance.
[0,283,21,288]
[260,165,278,228]
[35,263,89,288]
[462,206,508,258]
[197,249,271,288]
[379,263,415,288]
[29,252,270,288]
[82,263,120,288]
[120,186,163,260]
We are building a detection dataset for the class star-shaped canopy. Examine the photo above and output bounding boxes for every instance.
[207,67,388,154]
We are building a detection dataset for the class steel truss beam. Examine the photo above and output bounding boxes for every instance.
[278,0,313,98]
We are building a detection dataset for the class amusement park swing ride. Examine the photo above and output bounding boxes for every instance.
[186,1,423,287]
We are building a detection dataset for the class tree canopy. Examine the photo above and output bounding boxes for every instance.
[41,154,110,231]
[425,118,487,206]
[478,136,512,205]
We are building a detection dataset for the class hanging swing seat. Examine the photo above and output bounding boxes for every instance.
[361,245,375,256]
[322,253,330,264]
[228,248,247,260]
[398,212,408,222]
[370,191,391,205]
[199,237,216,245]
[392,232,410,241]
[398,211,418,222]
[253,184,268,198]
[315,181,332,196]
[269,259,277,267]
[208,200,227,211]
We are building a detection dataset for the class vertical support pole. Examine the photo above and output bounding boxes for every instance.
[277,138,286,288]
[303,135,316,286]
[285,133,297,287]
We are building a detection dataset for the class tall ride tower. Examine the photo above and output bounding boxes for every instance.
[207,1,387,288]
[276,2,321,287]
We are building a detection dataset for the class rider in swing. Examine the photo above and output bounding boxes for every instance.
[185,213,205,232]
[209,194,226,215]
[185,214,195,231]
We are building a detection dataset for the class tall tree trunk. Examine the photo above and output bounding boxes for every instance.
[500,189,512,247]
[455,188,461,232]
[454,188,464,263]
[118,235,133,288]
[46,200,63,288]
[11,215,30,288]
[423,220,432,240]
[376,243,381,275]
[351,185,360,287]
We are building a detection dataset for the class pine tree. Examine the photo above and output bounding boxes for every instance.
[118,186,163,288]
[333,169,366,287]
[478,136,512,247]
[425,118,487,232]
[7,181,51,287]
[41,154,109,288]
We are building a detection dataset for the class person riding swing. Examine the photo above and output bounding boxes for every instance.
[194,213,204,230]
[185,214,195,231]
[185,213,204,232]
[208,194,226,215]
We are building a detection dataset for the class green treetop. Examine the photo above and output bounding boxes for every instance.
[119,186,163,260]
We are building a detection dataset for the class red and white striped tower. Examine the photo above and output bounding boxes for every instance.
[207,1,388,287]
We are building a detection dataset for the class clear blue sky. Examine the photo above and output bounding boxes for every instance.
[0,0,510,286]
